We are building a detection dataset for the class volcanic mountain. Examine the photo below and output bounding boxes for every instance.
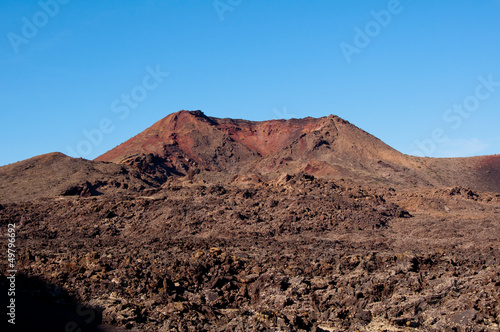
[1,110,499,203]
[96,110,500,192]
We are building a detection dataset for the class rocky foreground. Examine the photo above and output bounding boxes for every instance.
[1,174,499,331]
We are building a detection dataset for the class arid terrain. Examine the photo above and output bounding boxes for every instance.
[1,110,499,331]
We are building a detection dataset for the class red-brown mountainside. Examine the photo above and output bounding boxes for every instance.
[97,110,405,166]
[96,110,500,192]
[423,154,500,193]
[96,110,256,176]
[96,110,413,182]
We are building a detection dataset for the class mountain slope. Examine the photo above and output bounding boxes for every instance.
[2,110,498,201]
[96,110,426,185]
[0,152,158,203]
[96,110,500,192]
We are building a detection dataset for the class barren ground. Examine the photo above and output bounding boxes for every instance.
[1,175,499,331]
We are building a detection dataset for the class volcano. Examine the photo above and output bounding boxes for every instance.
[96,110,500,192]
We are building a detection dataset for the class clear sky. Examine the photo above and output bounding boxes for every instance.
[1,0,499,166]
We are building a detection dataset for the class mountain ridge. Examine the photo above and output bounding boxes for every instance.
[1,110,499,204]
[95,110,500,192]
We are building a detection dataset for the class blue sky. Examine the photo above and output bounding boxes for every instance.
[1,0,499,166]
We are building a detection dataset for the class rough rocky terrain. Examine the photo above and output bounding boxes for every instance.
[1,111,499,331]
